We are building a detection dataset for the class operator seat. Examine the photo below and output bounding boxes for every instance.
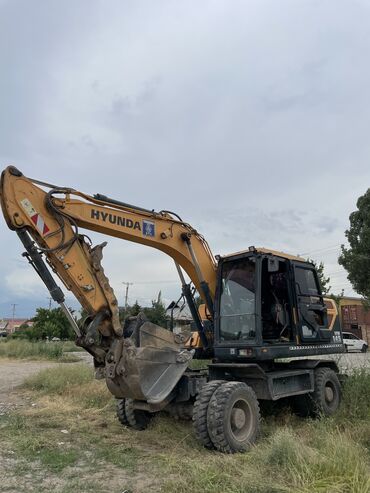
[269,273,290,340]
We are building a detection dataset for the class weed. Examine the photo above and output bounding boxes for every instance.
[0,339,82,361]
[0,339,64,359]
[38,448,79,472]
[2,364,370,492]
[338,369,370,421]
[95,444,140,469]
[23,364,93,394]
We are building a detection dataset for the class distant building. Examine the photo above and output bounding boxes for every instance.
[166,301,192,333]
[0,320,7,337]
[339,297,370,344]
[0,318,34,335]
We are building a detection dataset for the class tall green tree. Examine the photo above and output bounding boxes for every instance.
[307,258,331,295]
[32,307,75,340]
[339,188,370,301]
[130,301,142,317]
[143,291,167,326]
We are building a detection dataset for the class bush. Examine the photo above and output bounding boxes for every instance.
[24,364,93,394]
[339,369,370,421]
[0,339,64,360]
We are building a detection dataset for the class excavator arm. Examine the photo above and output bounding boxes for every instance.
[0,166,217,404]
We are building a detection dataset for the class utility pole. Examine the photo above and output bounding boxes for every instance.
[122,282,133,311]
[47,297,53,310]
[11,303,18,321]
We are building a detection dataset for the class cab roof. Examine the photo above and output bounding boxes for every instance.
[221,247,306,263]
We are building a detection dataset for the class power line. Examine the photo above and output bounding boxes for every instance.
[328,272,348,279]
[299,244,341,256]
[326,269,347,275]
[131,280,179,285]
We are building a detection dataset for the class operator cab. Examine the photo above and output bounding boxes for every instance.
[213,248,344,361]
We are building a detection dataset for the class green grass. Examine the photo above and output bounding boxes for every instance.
[1,365,370,493]
[61,340,84,352]
[23,364,94,393]
[0,339,80,361]
[338,369,370,420]
[188,358,210,370]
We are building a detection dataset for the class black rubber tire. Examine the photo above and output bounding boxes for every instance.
[192,380,224,449]
[207,381,260,453]
[293,367,342,418]
[361,344,368,353]
[116,398,129,426]
[125,398,153,430]
[312,367,342,416]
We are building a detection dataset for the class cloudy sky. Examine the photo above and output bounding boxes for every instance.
[1,0,370,318]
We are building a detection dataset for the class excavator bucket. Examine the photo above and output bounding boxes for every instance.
[106,322,194,405]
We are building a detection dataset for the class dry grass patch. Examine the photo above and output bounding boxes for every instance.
[1,365,369,493]
[0,339,80,361]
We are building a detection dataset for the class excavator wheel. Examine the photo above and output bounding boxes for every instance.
[193,380,224,449]
[207,381,260,453]
[292,367,342,418]
[125,398,153,430]
[116,398,129,426]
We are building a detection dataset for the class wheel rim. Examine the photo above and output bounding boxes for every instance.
[229,398,253,441]
[324,383,335,405]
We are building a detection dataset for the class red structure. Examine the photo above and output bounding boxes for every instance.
[339,297,370,344]
[0,318,33,335]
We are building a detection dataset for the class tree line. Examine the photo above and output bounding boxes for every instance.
[11,292,168,341]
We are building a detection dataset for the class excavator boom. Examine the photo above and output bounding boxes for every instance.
[0,166,217,403]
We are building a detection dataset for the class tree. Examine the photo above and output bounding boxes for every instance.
[118,293,167,328]
[143,291,167,326]
[329,289,345,307]
[32,307,75,340]
[130,301,142,317]
[307,258,331,295]
[339,188,370,301]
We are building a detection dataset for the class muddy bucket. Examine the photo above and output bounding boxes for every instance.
[106,322,194,404]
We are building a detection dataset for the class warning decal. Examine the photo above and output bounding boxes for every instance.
[20,198,50,236]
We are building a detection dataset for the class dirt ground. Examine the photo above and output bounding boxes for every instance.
[0,359,59,414]
[0,352,369,493]
[0,352,92,415]
[0,351,368,414]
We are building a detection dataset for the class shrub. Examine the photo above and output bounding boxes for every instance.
[0,339,63,359]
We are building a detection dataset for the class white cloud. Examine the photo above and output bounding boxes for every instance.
[1,0,369,315]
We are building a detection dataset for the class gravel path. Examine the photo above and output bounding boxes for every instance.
[0,360,58,414]
[0,351,93,414]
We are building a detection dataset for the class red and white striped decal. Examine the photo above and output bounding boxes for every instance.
[20,198,50,236]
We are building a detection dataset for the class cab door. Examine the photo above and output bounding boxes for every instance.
[292,263,331,343]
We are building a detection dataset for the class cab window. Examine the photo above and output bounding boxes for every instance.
[295,267,320,296]
[219,258,256,342]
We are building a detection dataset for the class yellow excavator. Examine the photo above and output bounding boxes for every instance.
[0,166,344,453]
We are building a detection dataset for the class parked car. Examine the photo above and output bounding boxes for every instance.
[342,332,368,353]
